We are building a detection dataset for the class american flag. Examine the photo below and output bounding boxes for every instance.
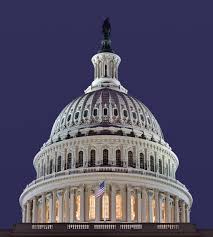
[95,181,105,197]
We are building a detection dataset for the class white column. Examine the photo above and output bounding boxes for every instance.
[159,193,164,223]
[142,188,147,222]
[57,190,63,223]
[174,197,180,223]
[26,201,31,223]
[165,193,171,223]
[46,193,52,223]
[181,201,186,223]
[111,184,116,222]
[155,190,159,223]
[80,185,85,222]
[122,185,127,222]
[41,194,46,223]
[51,190,56,222]
[22,205,26,223]
[127,186,131,222]
[137,189,142,222]
[70,188,75,222]
[95,186,101,222]
[147,190,154,223]
[64,188,70,222]
[32,197,37,223]
[186,205,190,223]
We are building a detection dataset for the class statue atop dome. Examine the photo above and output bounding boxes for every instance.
[99,17,114,53]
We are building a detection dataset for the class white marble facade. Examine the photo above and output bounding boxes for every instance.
[19,22,192,224]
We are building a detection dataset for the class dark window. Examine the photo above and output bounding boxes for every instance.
[67,114,71,121]
[78,151,83,167]
[84,110,88,118]
[128,151,134,168]
[123,110,128,117]
[57,156,61,172]
[93,108,98,116]
[49,160,53,174]
[114,109,118,116]
[75,112,79,120]
[103,149,108,166]
[150,156,154,172]
[105,65,107,77]
[104,108,108,116]
[140,114,144,122]
[116,150,121,167]
[159,159,162,174]
[67,153,72,169]
[132,112,137,119]
[61,118,64,124]
[147,117,151,124]
[140,153,145,169]
[90,150,96,167]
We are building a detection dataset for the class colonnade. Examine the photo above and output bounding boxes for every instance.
[22,184,190,224]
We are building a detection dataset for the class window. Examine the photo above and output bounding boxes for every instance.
[123,110,128,117]
[140,114,144,122]
[131,194,136,221]
[114,108,118,116]
[49,160,53,174]
[105,65,107,77]
[67,114,71,121]
[67,153,72,169]
[83,110,88,118]
[93,108,98,116]
[159,159,162,174]
[132,112,137,119]
[140,153,145,169]
[150,156,154,172]
[116,150,121,167]
[78,151,83,167]
[57,156,61,172]
[90,150,96,167]
[75,194,80,221]
[128,151,134,168]
[103,149,108,166]
[103,108,108,116]
[116,193,122,220]
[75,112,79,120]
[102,193,109,220]
[88,193,95,220]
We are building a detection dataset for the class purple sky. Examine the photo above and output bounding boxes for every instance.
[0,0,213,228]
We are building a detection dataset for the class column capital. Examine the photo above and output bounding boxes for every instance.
[57,189,64,197]
[159,192,165,200]
[46,193,52,200]
[147,190,154,198]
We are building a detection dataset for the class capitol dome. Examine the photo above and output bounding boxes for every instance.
[19,18,192,225]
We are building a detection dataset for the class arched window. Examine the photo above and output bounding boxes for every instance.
[128,151,134,168]
[75,193,80,221]
[90,150,96,167]
[105,65,107,77]
[116,150,121,167]
[88,193,96,220]
[93,108,98,117]
[116,193,122,220]
[67,153,72,169]
[123,110,128,117]
[150,156,154,172]
[57,156,61,172]
[113,108,118,116]
[130,194,136,221]
[49,160,53,174]
[140,153,145,169]
[103,108,108,116]
[78,151,83,167]
[103,149,108,166]
[159,159,162,174]
[102,193,109,220]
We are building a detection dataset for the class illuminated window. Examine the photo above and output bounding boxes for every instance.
[102,193,109,220]
[130,194,136,221]
[46,199,50,223]
[116,193,122,220]
[150,156,154,172]
[75,193,80,221]
[161,200,166,223]
[152,198,156,223]
[103,149,108,166]
[140,153,145,169]
[89,150,96,167]
[88,193,95,220]
[55,199,59,223]
[116,150,121,167]
[128,151,134,168]
[67,153,72,169]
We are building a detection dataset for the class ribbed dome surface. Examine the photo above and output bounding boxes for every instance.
[49,88,164,143]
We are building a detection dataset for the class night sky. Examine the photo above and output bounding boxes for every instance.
[0,0,213,229]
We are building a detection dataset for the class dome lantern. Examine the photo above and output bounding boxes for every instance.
[85,18,128,94]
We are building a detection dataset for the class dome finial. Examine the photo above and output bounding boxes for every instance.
[99,17,114,53]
